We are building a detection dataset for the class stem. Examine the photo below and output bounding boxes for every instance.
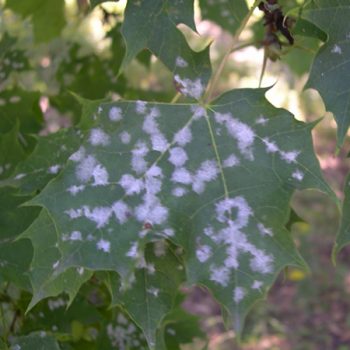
[230,40,260,54]
[170,92,181,104]
[203,0,261,103]
[258,49,268,87]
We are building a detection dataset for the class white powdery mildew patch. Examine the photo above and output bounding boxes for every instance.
[67,184,85,196]
[119,174,145,195]
[233,287,245,303]
[135,168,168,225]
[257,223,273,237]
[109,106,123,121]
[89,128,110,146]
[174,75,204,100]
[97,239,111,253]
[175,56,188,68]
[191,105,206,120]
[65,208,83,219]
[48,164,61,174]
[249,249,274,274]
[331,44,342,54]
[196,245,212,262]
[172,186,188,197]
[205,196,275,287]
[292,169,304,181]
[69,146,85,162]
[192,160,219,194]
[252,280,263,290]
[210,265,230,286]
[171,167,192,185]
[143,107,169,152]
[255,115,268,125]
[168,147,188,167]
[174,125,192,146]
[70,231,82,241]
[75,155,97,183]
[84,206,112,228]
[92,164,109,186]
[215,197,253,226]
[147,287,160,297]
[119,131,131,144]
[136,100,147,114]
[262,137,279,153]
[163,228,175,237]
[215,112,255,160]
[126,241,139,259]
[131,141,149,174]
[112,200,131,224]
[48,298,66,310]
[280,150,300,164]
[66,206,113,228]
[223,154,240,168]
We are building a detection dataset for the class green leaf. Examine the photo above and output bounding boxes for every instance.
[0,88,43,135]
[0,187,40,289]
[0,123,27,180]
[96,309,148,350]
[0,32,30,82]
[156,300,206,350]
[4,128,82,195]
[56,40,124,100]
[23,295,102,336]
[27,88,333,337]
[20,209,93,311]
[6,0,66,43]
[199,0,249,34]
[292,18,327,42]
[121,0,211,98]
[105,243,185,348]
[10,333,61,350]
[303,0,350,146]
[335,173,350,256]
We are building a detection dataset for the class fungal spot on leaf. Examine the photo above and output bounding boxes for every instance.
[292,169,304,181]
[97,239,111,253]
[89,128,110,146]
[175,56,188,68]
[331,44,342,54]
[173,75,204,99]
[233,287,245,303]
[109,106,123,121]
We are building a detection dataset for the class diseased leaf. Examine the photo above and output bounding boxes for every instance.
[0,123,27,180]
[105,243,185,347]
[199,0,249,34]
[121,0,211,99]
[10,333,61,350]
[20,209,93,311]
[96,309,148,350]
[6,0,66,43]
[0,187,40,289]
[156,300,206,350]
[27,88,333,341]
[335,173,350,255]
[22,295,101,336]
[4,128,82,195]
[0,88,43,135]
[0,32,30,82]
[303,0,350,145]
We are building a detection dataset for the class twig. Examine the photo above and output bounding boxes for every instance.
[203,0,261,103]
